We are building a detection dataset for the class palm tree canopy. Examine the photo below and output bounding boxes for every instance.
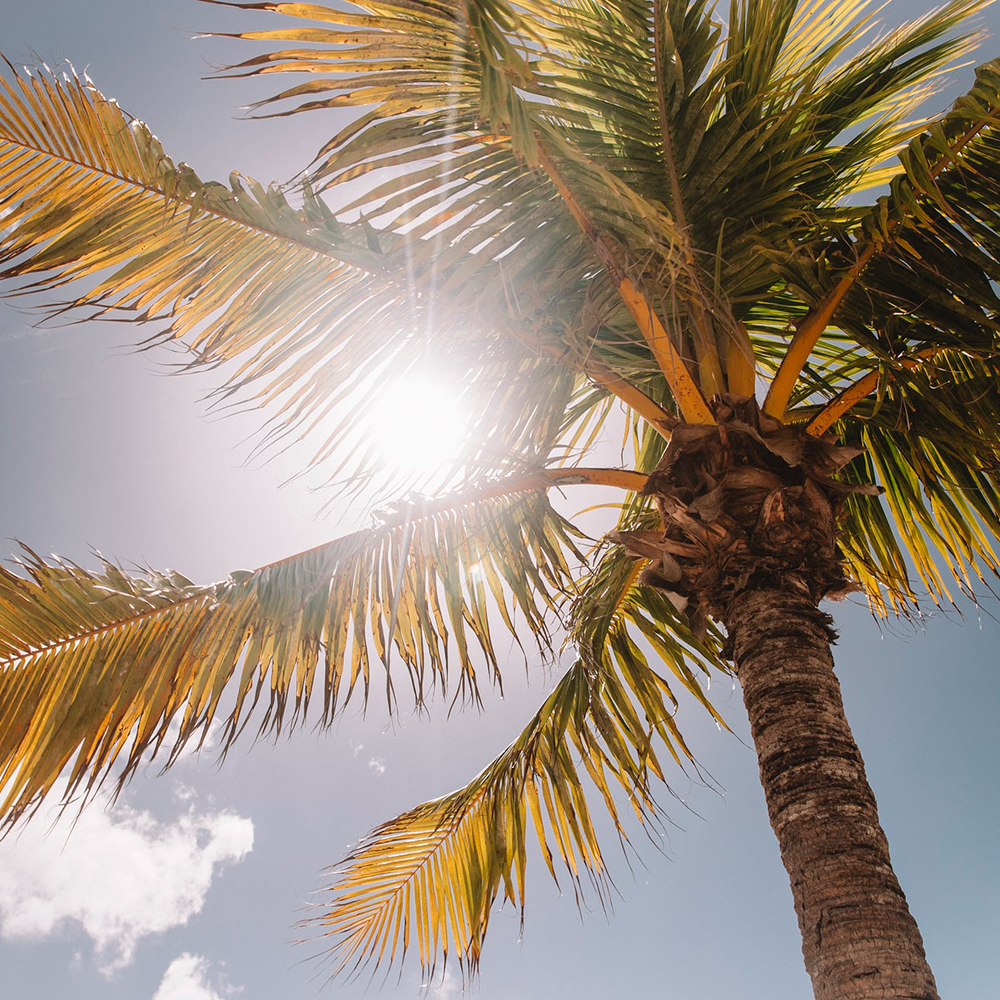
[1,0,999,978]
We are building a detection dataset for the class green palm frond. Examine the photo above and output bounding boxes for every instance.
[766,53,1000,417]
[707,0,987,310]
[832,351,1000,610]
[0,473,588,830]
[314,650,701,977]
[205,0,988,408]
[753,58,1000,606]
[850,58,1000,353]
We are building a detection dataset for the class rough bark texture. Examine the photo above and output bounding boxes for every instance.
[615,396,939,999]
[726,588,938,1000]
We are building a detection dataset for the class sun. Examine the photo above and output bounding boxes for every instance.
[369,374,468,481]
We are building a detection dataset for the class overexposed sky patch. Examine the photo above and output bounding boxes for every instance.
[0,785,253,973]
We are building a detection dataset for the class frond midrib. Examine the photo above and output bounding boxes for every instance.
[0,467,615,670]
[0,585,211,669]
[0,126,386,279]
[328,785,493,952]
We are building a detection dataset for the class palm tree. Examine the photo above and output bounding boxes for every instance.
[1,0,999,996]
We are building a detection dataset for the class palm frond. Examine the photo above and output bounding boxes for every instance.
[204,0,989,416]
[0,62,577,489]
[709,0,987,319]
[852,56,1000,351]
[0,472,593,830]
[767,51,1000,419]
[833,350,1000,611]
[313,650,703,977]
[206,0,726,401]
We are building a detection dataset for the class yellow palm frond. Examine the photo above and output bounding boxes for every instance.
[0,471,601,830]
[313,651,700,977]
[0,63,579,486]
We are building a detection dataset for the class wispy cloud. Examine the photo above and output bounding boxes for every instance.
[422,966,465,999]
[0,785,253,974]
[152,953,238,1000]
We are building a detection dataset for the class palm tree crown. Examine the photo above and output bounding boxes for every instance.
[1,1,999,996]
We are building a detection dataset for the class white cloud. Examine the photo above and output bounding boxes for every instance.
[368,757,386,776]
[422,966,464,999]
[152,953,236,1000]
[0,786,253,974]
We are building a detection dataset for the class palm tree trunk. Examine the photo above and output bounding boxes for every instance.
[725,585,938,1000]
[633,396,940,997]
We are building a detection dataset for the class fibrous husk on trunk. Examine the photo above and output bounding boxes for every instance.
[612,394,880,636]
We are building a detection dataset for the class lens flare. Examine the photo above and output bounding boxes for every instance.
[370,376,467,480]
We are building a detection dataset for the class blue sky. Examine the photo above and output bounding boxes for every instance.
[1,2,999,998]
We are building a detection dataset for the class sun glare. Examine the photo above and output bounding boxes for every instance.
[370,376,468,480]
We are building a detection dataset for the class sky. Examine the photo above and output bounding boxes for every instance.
[1,2,999,999]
